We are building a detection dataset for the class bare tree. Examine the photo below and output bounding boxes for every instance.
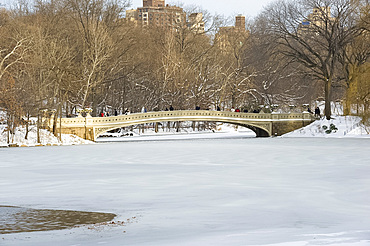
[262,0,364,119]
[67,0,129,112]
[0,12,30,143]
[212,20,256,110]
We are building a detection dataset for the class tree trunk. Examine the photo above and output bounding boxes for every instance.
[52,113,56,136]
[92,88,98,116]
[25,113,30,140]
[66,100,70,117]
[6,115,10,144]
[344,92,351,115]
[59,103,62,142]
[324,78,332,120]
[37,111,40,144]
[11,114,15,144]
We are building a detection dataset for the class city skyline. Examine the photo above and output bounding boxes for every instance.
[130,0,275,17]
[1,0,275,18]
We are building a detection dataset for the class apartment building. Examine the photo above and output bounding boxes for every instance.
[298,7,335,34]
[126,0,186,29]
[216,15,248,51]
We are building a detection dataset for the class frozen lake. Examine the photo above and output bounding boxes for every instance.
[1,137,370,246]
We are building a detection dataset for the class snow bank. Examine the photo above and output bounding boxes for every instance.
[0,125,93,147]
[282,115,370,138]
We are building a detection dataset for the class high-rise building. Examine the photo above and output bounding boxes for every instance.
[216,15,248,51]
[235,15,246,31]
[187,13,205,34]
[143,0,165,7]
[298,7,335,34]
[126,0,186,29]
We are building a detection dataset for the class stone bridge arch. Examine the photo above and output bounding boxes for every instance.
[92,111,273,140]
[94,117,270,139]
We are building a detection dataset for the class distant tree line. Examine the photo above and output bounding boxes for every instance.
[0,0,369,140]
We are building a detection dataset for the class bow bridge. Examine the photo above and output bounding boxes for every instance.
[43,110,315,141]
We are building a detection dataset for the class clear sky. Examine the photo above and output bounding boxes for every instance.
[130,0,275,18]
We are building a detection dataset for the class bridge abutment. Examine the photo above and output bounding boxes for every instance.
[271,113,314,136]
[271,120,312,136]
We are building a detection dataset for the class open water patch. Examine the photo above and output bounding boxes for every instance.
[0,205,116,234]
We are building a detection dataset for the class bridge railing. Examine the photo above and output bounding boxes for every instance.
[54,110,315,127]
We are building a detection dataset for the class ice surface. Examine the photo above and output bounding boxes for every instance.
[1,138,370,245]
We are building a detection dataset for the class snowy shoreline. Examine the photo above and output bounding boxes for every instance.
[1,115,369,148]
[282,115,369,138]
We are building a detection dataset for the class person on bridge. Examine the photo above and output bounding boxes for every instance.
[195,106,200,110]
[235,108,240,112]
[217,106,221,111]
[315,107,320,118]
[100,112,104,117]
[114,109,118,116]
[169,105,174,111]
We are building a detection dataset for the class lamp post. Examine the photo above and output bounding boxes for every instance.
[271,104,279,112]
[76,109,84,118]
[302,104,310,113]
[84,108,93,117]
[289,104,296,113]
[37,108,48,144]
[82,108,93,140]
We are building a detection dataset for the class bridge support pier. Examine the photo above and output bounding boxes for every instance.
[271,117,313,136]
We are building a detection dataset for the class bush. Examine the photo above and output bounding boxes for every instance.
[330,123,338,132]
[322,124,337,134]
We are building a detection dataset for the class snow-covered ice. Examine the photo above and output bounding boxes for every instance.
[1,137,370,245]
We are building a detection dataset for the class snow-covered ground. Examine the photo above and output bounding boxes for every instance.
[0,125,93,147]
[1,138,369,246]
[282,115,369,138]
